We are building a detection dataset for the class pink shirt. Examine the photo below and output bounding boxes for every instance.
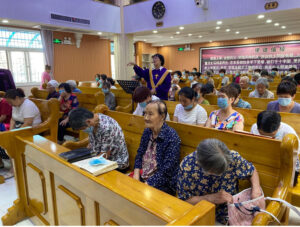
[40,71,51,89]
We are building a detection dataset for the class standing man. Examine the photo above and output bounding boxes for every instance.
[128,54,171,100]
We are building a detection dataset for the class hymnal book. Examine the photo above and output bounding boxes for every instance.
[73,157,118,176]
[59,148,94,163]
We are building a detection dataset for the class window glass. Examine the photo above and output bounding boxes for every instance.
[0,50,8,69]
[29,52,45,82]
[10,51,27,83]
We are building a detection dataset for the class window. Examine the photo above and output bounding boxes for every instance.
[0,27,45,84]
[110,41,115,79]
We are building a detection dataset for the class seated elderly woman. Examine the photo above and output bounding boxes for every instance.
[46,80,60,100]
[177,138,261,225]
[250,110,299,186]
[133,86,170,120]
[239,76,252,90]
[57,83,79,144]
[132,100,180,195]
[5,88,41,130]
[102,81,116,110]
[230,83,251,109]
[66,80,82,93]
[68,107,129,170]
[192,83,210,105]
[205,85,244,131]
[249,77,274,99]
[249,72,260,85]
[267,81,300,113]
[173,87,207,125]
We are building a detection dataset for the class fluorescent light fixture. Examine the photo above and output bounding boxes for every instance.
[274,23,280,26]
[257,15,265,19]
[144,39,147,41]
[97,32,102,35]
[170,36,174,39]
[235,31,240,34]
[226,29,231,32]
[281,26,286,29]
[198,35,203,38]
[244,37,248,39]
[161,45,164,46]
[153,30,158,33]
[217,21,222,25]
[266,19,272,23]
[33,25,40,28]
[216,26,220,30]
[176,31,180,34]
[288,33,292,35]
[188,33,192,36]
[179,26,184,30]
[2,19,9,23]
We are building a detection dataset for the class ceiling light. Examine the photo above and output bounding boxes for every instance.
[281,26,286,29]
[2,19,9,23]
[235,31,240,34]
[209,40,212,43]
[217,21,222,25]
[266,19,272,23]
[153,30,158,33]
[244,37,248,39]
[161,45,164,46]
[188,33,192,36]
[32,25,40,29]
[179,26,184,30]
[288,33,292,35]
[257,15,265,19]
[198,35,203,38]
[216,26,220,30]
[226,29,231,32]
[97,32,102,35]
[274,23,280,26]
[144,39,147,41]
[176,31,180,34]
[170,36,174,39]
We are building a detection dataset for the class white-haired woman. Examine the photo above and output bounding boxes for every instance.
[249,78,274,98]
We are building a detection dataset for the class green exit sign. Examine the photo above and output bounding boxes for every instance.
[53,38,62,44]
[178,47,184,51]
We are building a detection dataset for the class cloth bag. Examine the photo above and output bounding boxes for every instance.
[228,188,300,225]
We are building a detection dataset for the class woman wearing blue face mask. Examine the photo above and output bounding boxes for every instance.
[205,85,244,131]
[219,69,229,86]
[68,107,129,171]
[267,81,300,113]
[102,81,116,110]
[189,73,198,88]
[173,87,207,126]
[133,86,171,120]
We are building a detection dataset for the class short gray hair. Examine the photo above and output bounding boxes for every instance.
[240,76,249,83]
[196,139,232,175]
[256,77,269,88]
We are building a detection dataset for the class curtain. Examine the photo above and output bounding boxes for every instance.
[40,29,54,79]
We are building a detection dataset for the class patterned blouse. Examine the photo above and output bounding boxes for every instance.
[89,114,129,169]
[141,136,158,180]
[134,123,181,195]
[209,110,242,130]
[235,98,252,109]
[177,151,255,224]
[60,94,79,116]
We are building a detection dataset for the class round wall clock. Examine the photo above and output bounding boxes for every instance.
[152,1,166,20]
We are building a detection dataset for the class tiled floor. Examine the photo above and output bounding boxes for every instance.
[1,177,300,226]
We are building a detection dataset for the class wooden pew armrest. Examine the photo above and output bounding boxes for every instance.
[62,137,89,150]
[116,103,132,113]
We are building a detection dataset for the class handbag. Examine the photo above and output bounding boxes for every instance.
[228,188,300,225]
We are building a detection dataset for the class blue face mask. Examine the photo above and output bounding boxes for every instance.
[96,78,99,82]
[99,81,103,88]
[236,73,240,76]
[83,126,94,134]
[184,104,193,110]
[139,102,147,108]
[249,81,256,85]
[59,90,65,95]
[188,76,194,81]
[217,97,228,109]
[278,97,292,106]
[174,74,178,79]
[196,93,200,99]
[271,71,276,76]
[102,88,109,94]
[220,73,224,77]
[182,72,186,76]
[204,76,208,79]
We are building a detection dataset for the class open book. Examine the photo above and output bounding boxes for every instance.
[73,157,118,176]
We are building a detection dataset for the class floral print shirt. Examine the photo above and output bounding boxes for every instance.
[89,114,129,169]
[141,136,158,180]
[177,150,254,224]
[134,123,181,195]
[209,110,242,130]
[60,94,79,115]
[235,98,252,109]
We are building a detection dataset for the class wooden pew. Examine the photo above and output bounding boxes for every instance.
[95,90,132,108]
[0,131,215,225]
[78,81,98,87]
[65,105,298,225]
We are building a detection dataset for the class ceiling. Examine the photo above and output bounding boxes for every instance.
[133,8,300,46]
[1,8,299,46]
